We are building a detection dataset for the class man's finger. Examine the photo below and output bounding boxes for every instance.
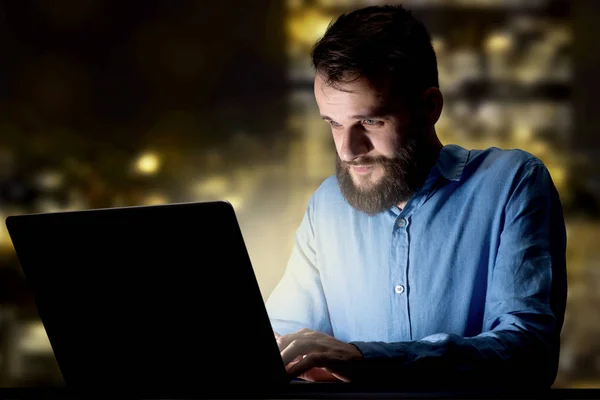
[329,369,352,383]
[276,328,322,353]
[276,333,295,353]
[276,331,306,353]
[281,338,328,366]
[287,353,326,378]
[300,367,342,383]
[281,339,313,366]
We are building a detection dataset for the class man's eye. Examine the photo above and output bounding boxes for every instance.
[329,121,341,128]
[362,119,380,126]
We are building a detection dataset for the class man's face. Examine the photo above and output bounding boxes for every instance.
[314,73,425,215]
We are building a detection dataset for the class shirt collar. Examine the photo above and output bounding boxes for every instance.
[435,144,469,182]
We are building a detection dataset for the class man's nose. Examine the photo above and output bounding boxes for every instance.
[339,126,369,163]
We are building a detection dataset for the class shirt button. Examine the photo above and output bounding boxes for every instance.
[395,285,405,294]
[397,218,407,228]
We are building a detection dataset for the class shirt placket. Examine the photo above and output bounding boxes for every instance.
[388,169,444,341]
[389,213,412,340]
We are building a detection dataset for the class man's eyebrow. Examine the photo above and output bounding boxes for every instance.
[350,114,389,120]
[321,113,390,121]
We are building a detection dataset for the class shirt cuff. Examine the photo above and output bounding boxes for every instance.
[349,341,409,359]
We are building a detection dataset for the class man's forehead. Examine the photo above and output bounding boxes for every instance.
[315,76,391,106]
[314,75,404,115]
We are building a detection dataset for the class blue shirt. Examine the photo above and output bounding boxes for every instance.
[266,144,567,388]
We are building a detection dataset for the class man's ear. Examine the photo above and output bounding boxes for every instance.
[421,87,443,125]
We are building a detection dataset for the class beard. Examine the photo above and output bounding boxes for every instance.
[336,133,433,216]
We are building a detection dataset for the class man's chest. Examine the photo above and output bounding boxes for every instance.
[314,196,502,341]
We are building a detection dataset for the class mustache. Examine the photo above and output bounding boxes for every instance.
[342,156,390,167]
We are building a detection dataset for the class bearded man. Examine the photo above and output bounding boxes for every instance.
[266,4,567,391]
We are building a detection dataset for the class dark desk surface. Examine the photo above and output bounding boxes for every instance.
[0,388,599,399]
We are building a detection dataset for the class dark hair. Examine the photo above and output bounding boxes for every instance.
[311,5,439,102]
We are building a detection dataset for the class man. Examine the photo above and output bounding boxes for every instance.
[266,4,567,390]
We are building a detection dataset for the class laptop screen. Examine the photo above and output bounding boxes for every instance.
[6,201,289,393]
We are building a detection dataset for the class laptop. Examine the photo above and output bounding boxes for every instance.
[4,201,531,399]
[5,201,293,396]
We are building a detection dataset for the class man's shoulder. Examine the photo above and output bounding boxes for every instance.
[308,175,351,213]
[314,175,340,196]
[310,175,344,205]
[469,146,542,164]
[466,146,546,176]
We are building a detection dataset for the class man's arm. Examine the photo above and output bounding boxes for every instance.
[281,159,567,389]
[266,195,333,337]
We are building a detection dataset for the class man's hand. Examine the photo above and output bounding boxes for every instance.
[275,328,363,382]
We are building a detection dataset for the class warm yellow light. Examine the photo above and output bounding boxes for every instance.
[0,212,10,248]
[144,193,169,205]
[547,165,566,191]
[513,125,533,142]
[36,170,64,190]
[485,32,513,53]
[431,36,446,54]
[225,194,245,211]
[527,140,549,157]
[191,175,230,197]
[135,151,161,175]
[287,7,333,48]
[287,0,304,11]
[19,321,52,354]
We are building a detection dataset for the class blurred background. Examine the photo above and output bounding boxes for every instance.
[0,0,597,389]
